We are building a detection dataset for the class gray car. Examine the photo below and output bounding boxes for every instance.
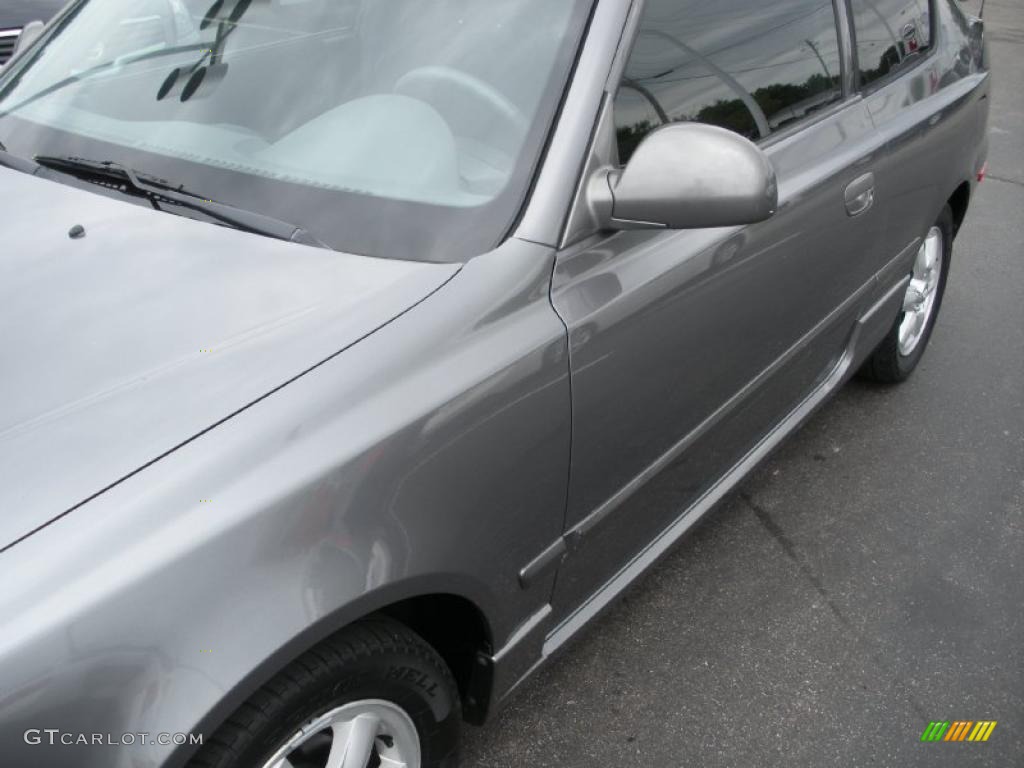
[0,0,989,766]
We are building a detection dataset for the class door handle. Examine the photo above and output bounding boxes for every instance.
[845,172,875,217]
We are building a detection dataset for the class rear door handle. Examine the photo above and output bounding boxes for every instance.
[845,172,875,217]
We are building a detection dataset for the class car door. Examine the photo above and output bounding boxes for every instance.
[547,0,888,627]
[847,0,989,274]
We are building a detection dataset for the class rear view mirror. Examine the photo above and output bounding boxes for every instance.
[595,123,778,231]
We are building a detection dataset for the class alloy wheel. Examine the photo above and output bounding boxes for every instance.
[898,225,944,357]
[260,699,421,768]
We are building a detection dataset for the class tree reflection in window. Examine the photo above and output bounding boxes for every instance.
[614,0,844,163]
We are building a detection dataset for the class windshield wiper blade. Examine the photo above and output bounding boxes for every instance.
[33,155,327,248]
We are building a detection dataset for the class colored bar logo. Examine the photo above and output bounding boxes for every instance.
[921,721,997,742]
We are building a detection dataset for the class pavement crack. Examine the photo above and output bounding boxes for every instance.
[987,173,1024,188]
[740,492,850,628]
[740,491,930,721]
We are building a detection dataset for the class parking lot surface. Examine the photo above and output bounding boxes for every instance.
[464,2,1024,765]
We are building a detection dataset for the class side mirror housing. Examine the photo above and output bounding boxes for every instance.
[595,122,778,231]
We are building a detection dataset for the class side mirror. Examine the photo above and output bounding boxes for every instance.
[13,20,46,56]
[595,122,778,231]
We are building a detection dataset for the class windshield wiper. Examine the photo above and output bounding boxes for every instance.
[33,154,327,248]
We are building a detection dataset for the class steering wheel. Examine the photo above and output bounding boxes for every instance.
[394,65,530,138]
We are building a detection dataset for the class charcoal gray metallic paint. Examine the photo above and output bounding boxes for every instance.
[0,1,988,766]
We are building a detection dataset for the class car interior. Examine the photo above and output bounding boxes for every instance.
[16,0,576,205]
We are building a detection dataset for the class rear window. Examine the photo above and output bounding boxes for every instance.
[849,0,932,88]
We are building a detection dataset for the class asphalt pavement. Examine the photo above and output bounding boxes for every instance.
[463,2,1024,765]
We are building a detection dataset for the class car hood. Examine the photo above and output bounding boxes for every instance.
[0,167,460,550]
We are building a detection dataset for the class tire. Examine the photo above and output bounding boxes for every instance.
[859,205,954,384]
[188,616,462,768]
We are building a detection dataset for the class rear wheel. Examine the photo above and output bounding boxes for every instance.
[189,617,462,768]
[859,205,953,384]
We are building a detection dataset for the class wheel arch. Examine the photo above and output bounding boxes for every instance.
[379,594,494,724]
[170,583,495,768]
[948,180,971,237]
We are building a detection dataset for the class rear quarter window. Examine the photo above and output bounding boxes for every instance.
[849,0,932,88]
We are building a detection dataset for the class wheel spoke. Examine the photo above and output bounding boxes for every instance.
[260,701,419,768]
[922,229,943,290]
[899,319,912,350]
[904,279,927,311]
[924,229,941,272]
[899,308,922,351]
[912,244,928,279]
[326,714,380,768]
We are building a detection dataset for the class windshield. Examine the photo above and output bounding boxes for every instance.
[0,0,592,260]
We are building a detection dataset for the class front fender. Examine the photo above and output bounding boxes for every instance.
[0,239,571,768]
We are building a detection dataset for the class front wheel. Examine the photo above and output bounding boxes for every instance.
[859,205,953,384]
[189,617,462,768]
